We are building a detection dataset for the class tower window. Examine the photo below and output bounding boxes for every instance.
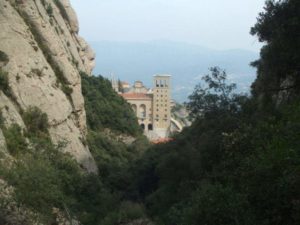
[164,80,168,87]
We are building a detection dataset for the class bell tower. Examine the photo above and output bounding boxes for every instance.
[153,74,171,138]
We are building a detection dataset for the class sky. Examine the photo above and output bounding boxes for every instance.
[70,0,266,52]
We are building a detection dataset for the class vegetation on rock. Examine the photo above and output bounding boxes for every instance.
[0,69,10,96]
[81,72,141,136]
[1,0,300,225]
[0,51,9,64]
[251,0,300,104]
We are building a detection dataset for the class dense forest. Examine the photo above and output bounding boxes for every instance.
[125,0,300,224]
[0,0,299,224]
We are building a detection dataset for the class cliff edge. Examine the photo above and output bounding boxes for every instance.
[0,0,97,173]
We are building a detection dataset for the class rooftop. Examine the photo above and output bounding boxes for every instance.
[153,74,172,77]
[120,93,152,100]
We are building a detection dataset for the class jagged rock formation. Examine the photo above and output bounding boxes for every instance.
[0,0,97,173]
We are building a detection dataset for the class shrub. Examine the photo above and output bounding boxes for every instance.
[31,68,43,77]
[22,106,49,139]
[46,4,53,17]
[101,201,146,225]
[62,85,73,96]
[0,51,9,63]
[16,73,21,81]
[0,110,4,128]
[2,124,28,156]
[0,69,10,96]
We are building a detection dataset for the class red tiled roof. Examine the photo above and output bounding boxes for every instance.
[120,93,152,100]
[152,138,174,144]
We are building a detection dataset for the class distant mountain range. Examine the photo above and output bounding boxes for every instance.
[90,40,259,102]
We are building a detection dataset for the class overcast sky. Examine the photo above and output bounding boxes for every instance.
[70,0,265,52]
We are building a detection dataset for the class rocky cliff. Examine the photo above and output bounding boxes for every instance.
[0,0,97,173]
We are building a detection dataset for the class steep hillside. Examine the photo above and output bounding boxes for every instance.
[0,1,151,224]
[81,73,141,136]
[0,0,96,172]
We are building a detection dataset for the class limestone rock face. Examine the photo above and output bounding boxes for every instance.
[0,0,97,173]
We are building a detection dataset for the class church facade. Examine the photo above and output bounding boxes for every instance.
[112,75,172,139]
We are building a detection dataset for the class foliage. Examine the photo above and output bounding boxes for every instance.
[0,69,11,96]
[101,201,147,225]
[22,106,49,139]
[186,67,244,119]
[0,51,9,63]
[46,4,53,17]
[2,124,27,156]
[2,1,299,224]
[128,67,300,225]
[80,72,150,224]
[0,113,122,225]
[0,110,4,127]
[81,72,141,136]
[250,0,300,101]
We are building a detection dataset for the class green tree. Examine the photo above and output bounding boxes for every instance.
[81,72,141,136]
[250,0,300,102]
[187,67,244,119]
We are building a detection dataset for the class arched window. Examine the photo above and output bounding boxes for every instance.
[148,124,153,131]
[139,104,146,118]
[131,104,137,114]
[131,104,137,117]
[140,123,145,130]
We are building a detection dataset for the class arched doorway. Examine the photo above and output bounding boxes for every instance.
[148,124,153,131]
[139,104,146,118]
[131,104,137,115]
[140,123,145,130]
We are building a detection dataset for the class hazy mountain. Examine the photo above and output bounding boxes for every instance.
[90,40,259,102]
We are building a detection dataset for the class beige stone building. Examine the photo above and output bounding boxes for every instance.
[114,75,172,139]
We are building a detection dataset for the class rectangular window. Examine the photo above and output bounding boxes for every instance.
[160,80,164,87]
